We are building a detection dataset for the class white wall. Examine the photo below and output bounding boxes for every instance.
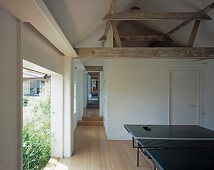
[105,59,204,140]
[0,8,21,170]
[74,68,84,129]
[99,72,104,117]
[63,57,74,157]
[88,74,91,98]
[83,72,88,108]
[204,61,214,130]
[103,62,109,134]
[77,70,84,120]
[22,23,63,74]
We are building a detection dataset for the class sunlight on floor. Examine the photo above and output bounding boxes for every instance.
[55,162,69,170]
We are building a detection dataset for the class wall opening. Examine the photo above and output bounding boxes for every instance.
[22,67,51,169]
[84,72,100,117]
[23,60,64,163]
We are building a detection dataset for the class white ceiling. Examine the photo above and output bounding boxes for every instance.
[44,0,214,48]
[44,0,136,46]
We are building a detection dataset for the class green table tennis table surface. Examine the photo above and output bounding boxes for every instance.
[124,124,214,170]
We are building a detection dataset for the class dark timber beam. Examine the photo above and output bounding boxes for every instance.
[120,35,172,42]
[75,47,214,59]
[99,21,110,41]
[166,2,214,36]
[187,20,201,47]
[110,21,122,47]
[103,12,211,20]
[85,66,103,71]
[99,0,117,46]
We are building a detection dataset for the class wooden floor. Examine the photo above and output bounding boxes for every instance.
[83,108,99,117]
[55,126,152,170]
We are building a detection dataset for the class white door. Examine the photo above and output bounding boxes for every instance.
[169,71,199,125]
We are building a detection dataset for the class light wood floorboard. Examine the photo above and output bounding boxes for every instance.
[55,126,152,170]
[83,108,99,117]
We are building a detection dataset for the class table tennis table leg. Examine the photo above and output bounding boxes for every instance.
[132,137,134,148]
[137,143,140,167]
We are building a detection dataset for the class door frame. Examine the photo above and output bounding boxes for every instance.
[84,71,103,117]
[168,70,200,125]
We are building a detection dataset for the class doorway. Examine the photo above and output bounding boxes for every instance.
[169,70,200,125]
[78,71,103,126]
[87,72,100,108]
[85,72,100,117]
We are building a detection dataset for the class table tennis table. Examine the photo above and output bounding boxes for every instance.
[124,124,214,170]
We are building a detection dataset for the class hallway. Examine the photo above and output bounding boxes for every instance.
[55,126,152,170]
[77,108,103,126]
[83,108,99,117]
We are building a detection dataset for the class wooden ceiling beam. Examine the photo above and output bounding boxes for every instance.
[120,35,172,42]
[103,12,211,20]
[187,20,201,47]
[99,0,117,46]
[110,21,122,47]
[199,2,214,14]
[85,66,103,71]
[75,47,214,59]
[166,2,214,36]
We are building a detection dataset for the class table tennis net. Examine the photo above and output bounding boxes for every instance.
[136,138,214,149]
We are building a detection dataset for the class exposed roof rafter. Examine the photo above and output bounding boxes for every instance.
[103,12,211,21]
[110,21,122,47]
[100,0,117,47]
[187,20,201,47]
[120,35,172,42]
[166,2,214,36]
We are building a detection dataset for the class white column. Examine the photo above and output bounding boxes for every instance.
[51,74,63,158]
[63,57,74,157]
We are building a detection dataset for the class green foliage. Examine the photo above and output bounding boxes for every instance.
[23,97,29,107]
[23,96,51,170]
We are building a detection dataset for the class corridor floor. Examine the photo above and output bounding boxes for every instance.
[55,126,152,170]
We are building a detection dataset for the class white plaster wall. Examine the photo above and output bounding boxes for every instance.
[88,74,91,98]
[103,62,109,134]
[22,23,63,74]
[77,70,84,120]
[63,57,74,157]
[105,59,204,140]
[99,72,104,117]
[0,8,20,170]
[73,69,78,128]
[204,61,214,130]
[83,72,88,109]
[74,68,84,129]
